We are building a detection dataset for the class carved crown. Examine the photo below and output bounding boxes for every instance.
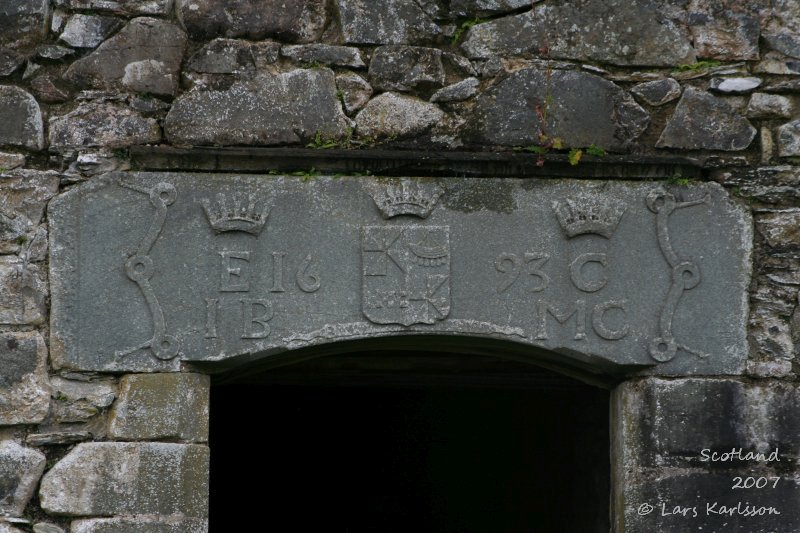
[553,196,626,239]
[201,194,271,236]
[370,181,444,219]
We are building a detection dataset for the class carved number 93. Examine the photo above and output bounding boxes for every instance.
[496,252,550,293]
[732,476,780,489]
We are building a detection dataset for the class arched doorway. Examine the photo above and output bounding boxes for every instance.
[209,347,610,532]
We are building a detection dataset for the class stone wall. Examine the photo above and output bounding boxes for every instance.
[0,0,798,531]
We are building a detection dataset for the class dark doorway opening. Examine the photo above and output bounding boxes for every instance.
[210,351,610,532]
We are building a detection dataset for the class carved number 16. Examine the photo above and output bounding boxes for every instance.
[496,252,550,293]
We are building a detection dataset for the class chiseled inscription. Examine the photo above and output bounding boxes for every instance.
[362,225,450,326]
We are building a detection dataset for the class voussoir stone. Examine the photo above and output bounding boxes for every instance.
[71,516,208,533]
[64,18,186,96]
[467,68,649,151]
[177,0,326,42]
[657,87,756,151]
[166,68,350,146]
[461,0,695,67]
[0,441,46,517]
[0,332,49,425]
[369,46,445,92]
[0,0,49,50]
[109,373,209,442]
[49,101,160,151]
[0,87,44,151]
[355,92,444,139]
[39,443,209,517]
[336,0,441,45]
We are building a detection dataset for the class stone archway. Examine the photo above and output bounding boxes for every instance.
[209,347,611,532]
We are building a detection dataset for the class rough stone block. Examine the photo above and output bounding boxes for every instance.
[687,0,760,60]
[355,92,443,139]
[59,14,122,48]
[0,170,59,254]
[281,44,365,68]
[50,376,116,423]
[0,332,50,425]
[54,0,172,16]
[756,209,800,249]
[336,0,441,45]
[335,72,372,114]
[778,119,800,158]
[450,0,530,17]
[186,39,258,74]
[71,516,207,533]
[64,18,186,96]
[49,101,161,151]
[176,0,325,42]
[39,443,209,517]
[0,258,46,325]
[0,0,49,51]
[165,69,350,146]
[762,0,800,60]
[0,441,46,517]
[461,0,695,66]
[0,87,44,151]
[109,373,209,442]
[431,77,479,103]
[657,87,756,151]
[369,46,444,92]
[467,68,649,151]
[747,93,793,120]
[630,78,681,107]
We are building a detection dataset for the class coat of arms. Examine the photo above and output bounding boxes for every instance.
[361,225,450,326]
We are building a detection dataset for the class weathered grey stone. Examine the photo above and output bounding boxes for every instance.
[750,307,795,361]
[761,127,775,164]
[687,0,761,60]
[657,88,756,151]
[109,373,209,442]
[22,63,41,81]
[282,44,365,68]
[713,166,800,206]
[764,79,800,94]
[431,77,479,103]
[49,175,750,375]
[0,0,49,50]
[0,87,44,151]
[450,0,531,17]
[468,68,649,151]
[0,442,46,517]
[778,119,800,157]
[54,0,172,16]
[166,69,350,146]
[50,376,116,422]
[0,50,23,77]
[39,443,209,517]
[336,72,372,114]
[369,46,445,92]
[49,101,160,151]
[60,14,122,48]
[186,39,257,74]
[762,0,800,59]
[0,332,49,424]
[51,9,67,33]
[71,516,208,533]
[26,431,92,447]
[757,209,800,249]
[36,45,73,60]
[747,93,793,119]
[0,153,25,170]
[630,78,682,106]
[32,524,64,533]
[0,259,46,325]
[709,76,762,94]
[0,170,59,254]
[336,0,442,45]
[176,0,325,42]
[30,76,71,104]
[66,151,130,178]
[442,52,477,77]
[747,359,793,378]
[461,0,695,67]
[615,378,800,533]
[755,51,800,75]
[64,18,186,96]
[355,92,443,139]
